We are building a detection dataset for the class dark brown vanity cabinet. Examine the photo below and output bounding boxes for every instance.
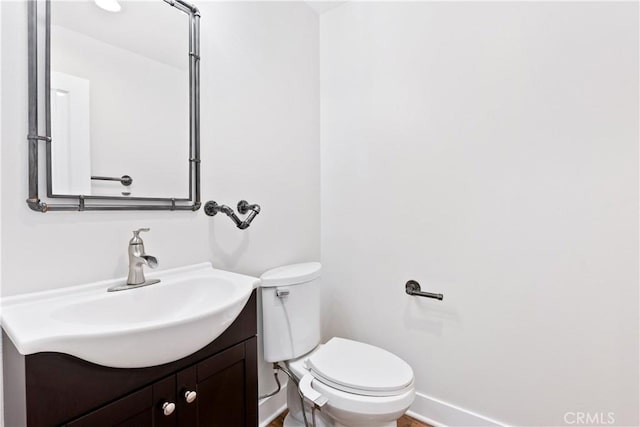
[21,292,258,427]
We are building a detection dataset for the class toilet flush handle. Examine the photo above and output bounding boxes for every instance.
[298,374,328,408]
[276,288,289,298]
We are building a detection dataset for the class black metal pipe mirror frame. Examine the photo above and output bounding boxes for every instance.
[26,0,201,212]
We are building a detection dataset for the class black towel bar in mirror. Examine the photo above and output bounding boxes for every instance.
[91,175,133,186]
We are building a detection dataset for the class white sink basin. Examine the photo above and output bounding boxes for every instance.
[1,263,260,368]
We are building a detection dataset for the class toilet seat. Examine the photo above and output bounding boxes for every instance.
[286,338,415,427]
[302,338,414,397]
[311,375,415,418]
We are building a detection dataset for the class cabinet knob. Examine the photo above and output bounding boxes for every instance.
[162,401,176,416]
[184,390,197,403]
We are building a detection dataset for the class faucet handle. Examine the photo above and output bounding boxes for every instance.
[130,228,150,244]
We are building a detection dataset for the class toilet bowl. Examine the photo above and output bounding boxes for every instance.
[260,263,415,427]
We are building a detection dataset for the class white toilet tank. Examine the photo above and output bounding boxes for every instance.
[260,262,322,363]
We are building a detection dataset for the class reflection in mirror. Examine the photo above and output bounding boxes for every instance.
[50,0,190,198]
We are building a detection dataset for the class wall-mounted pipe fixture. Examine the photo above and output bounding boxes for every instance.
[405,280,444,300]
[91,175,133,186]
[204,200,261,229]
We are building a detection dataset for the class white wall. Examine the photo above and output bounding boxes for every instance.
[0,1,4,424]
[320,2,638,426]
[1,0,319,416]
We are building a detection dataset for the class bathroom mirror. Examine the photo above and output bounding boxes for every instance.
[27,0,201,212]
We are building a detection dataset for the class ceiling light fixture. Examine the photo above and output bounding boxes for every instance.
[94,0,121,13]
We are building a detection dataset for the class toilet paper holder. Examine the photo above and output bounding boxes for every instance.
[405,280,444,300]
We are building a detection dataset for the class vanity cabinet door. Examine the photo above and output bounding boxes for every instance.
[65,376,177,427]
[153,376,178,427]
[65,386,153,427]
[191,337,258,427]
[176,366,198,426]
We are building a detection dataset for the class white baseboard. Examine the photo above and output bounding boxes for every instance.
[259,384,288,427]
[257,385,505,427]
[407,392,507,427]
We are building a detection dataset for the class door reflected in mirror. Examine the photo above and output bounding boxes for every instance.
[50,0,190,198]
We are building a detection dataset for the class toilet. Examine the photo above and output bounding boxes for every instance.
[260,262,415,427]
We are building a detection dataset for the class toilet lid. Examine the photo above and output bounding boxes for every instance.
[306,338,414,397]
[260,262,321,287]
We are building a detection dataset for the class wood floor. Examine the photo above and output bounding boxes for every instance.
[267,411,431,427]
